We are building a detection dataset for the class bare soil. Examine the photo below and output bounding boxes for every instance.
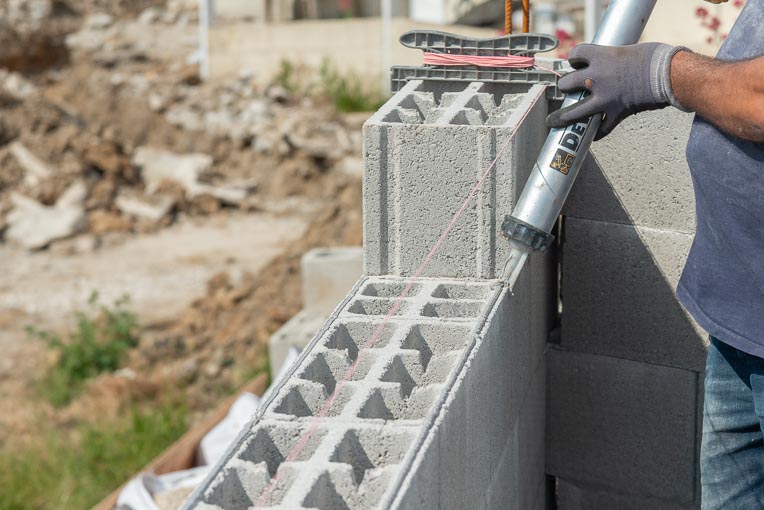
[0,0,364,450]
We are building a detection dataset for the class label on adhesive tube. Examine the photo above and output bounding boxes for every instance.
[549,92,593,175]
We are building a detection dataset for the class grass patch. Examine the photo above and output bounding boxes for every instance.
[28,293,139,407]
[273,59,301,94]
[318,59,388,113]
[0,399,188,510]
[270,58,389,113]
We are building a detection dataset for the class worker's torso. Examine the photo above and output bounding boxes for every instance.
[678,0,764,355]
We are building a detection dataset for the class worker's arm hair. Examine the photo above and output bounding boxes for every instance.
[671,51,764,142]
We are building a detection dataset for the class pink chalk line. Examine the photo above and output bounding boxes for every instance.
[254,85,546,507]
[422,52,562,77]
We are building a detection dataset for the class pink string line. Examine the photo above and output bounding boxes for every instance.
[422,52,562,77]
[254,85,547,508]
[423,52,535,68]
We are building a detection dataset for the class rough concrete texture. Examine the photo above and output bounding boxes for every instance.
[363,81,549,279]
[184,82,556,509]
[392,257,551,510]
[556,478,699,510]
[560,217,707,371]
[555,106,705,508]
[185,268,552,509]
[563,108,696,233]
[547,348,700,506]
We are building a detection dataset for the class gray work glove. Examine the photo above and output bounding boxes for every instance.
[547,42,688,140]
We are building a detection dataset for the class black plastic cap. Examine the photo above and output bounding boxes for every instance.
[500,216,555,253]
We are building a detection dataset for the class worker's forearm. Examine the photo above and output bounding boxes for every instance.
[671,51,764,142]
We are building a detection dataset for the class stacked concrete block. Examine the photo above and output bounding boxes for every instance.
[184,80,556,509]
[563,108,697,234]
[550,108,705,508]
[548,349,701,508]
[269,247,363,375]
[560,218,704,371]
[184,272,551,509]
[363,80,550,279]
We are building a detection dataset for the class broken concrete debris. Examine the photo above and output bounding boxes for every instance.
[9,141,52,187]
[0,70,37,100]
[115,189,175,222]
[132,147,250,205]
[6,181,87,249]
[0,53,360,253]
[133,148,213,195]
[286,119,352,159]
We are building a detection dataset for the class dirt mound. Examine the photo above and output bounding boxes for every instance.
[0,0,367,445]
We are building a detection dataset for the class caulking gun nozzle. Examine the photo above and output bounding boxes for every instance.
[501,245,530,289]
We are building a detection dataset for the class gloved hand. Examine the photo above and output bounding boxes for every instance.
[547,42,688,140]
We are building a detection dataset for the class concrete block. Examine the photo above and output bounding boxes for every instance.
[437,373,468,510]
[533,480,549,510]
[189,276,537,509]
[563,108,696,233]
[516,359,547,510]
[561,217,707,371]
[486,357,546,510]
[556,478,698,510]
[363,80,550,279]
[268,309,328,377]
[547,349,700,504]
[301,247,363,315]
[186,263,553,509]
[188,78,556,508]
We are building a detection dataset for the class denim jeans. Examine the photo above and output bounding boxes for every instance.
[702,337,764,509]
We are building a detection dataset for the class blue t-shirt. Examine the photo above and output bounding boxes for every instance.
[678,0,764,357]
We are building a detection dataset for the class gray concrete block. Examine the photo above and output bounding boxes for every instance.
[268,309,328,377]
[302,247,363,315]
[190,276,551,510]
[363,80,550,279]
[516,359,547,510]
[533,480,549,510]
[391,275,548,510]
[188,77,557,509]
[487,357,546,510]
[547,349,700,504]
[561,216,707,371]
[556,478,699,510]
[563,108,696,233]
[437,373,468,510]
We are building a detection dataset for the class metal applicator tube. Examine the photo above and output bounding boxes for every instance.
[501,0,658,285]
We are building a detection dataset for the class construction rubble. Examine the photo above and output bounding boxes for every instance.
[0,0,365,253]
[0,1,365,503]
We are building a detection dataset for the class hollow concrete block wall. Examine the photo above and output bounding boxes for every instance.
[550,108,705,509]
[183,272,553,509]
[183,81,557,509]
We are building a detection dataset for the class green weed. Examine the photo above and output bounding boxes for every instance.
[0,400,188,510]
[28,293,139,407]
[273,59,300,93]
[318,59,388,113]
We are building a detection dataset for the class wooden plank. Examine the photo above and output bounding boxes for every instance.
[92,373,268,510]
